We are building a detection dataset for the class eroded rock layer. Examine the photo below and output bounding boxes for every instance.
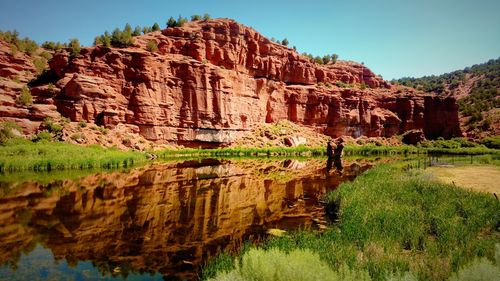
[0,19,462,145]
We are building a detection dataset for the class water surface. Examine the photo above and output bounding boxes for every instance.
[0,157,381,280]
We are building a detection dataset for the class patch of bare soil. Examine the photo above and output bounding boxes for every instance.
[427,165,500,194]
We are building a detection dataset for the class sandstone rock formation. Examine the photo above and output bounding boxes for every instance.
[0,19,462,146]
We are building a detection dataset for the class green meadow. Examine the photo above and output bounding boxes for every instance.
[203,163,500,281]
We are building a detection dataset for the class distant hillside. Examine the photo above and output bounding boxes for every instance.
[393,58,500,138]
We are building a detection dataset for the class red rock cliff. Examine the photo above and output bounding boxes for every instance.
[0,19,462,145]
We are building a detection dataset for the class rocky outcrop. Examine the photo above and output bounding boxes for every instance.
[0,19,462,145]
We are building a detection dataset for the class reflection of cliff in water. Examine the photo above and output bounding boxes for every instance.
[0,158,374,280]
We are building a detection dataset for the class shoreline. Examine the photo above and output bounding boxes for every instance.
[0,139,499,172]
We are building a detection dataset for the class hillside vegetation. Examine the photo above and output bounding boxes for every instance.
[393,58,500,137]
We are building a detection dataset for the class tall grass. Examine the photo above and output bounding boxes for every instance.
[0,140,147,172]
[203,164,500,281]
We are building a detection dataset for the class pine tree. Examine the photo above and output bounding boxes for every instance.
[68,38,81,56]
[152,23,161,31]
[167,17,177,28]
[191,14,201,21]
[331,54,338,64]
[132,26,142,36]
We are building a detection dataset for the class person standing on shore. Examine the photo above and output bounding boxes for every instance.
[333,138,344,159]
[326,141,334,159]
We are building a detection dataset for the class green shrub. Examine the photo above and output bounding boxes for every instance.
[33,57,47,74]
[70,133,85,141]
[0,121,21,144]
[449,245,500,281]
[9,44,18,56]
[32,131,52,142]
[16,86,33,106]
[203,13,211,21]
[42,118,63,139]
[191,14,201,21]
[23,39,38,55]
[39,51,52,60]
[336,81,349,88]
[78,120,87,128]
[146,40,158,52]
[281,38,289,46]
[481,136,500,149]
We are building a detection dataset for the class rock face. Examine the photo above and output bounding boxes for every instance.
[0,19,462,145]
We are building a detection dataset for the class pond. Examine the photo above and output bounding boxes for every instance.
[0,156,382,280]
[2,154,496,280]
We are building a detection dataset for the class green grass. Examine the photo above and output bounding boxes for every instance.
[155,145,421,158]
[0,140,148,172]
[155,144,498,159]
[203,163,500,281]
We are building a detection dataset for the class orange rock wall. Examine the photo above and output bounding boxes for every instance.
[0,19,462,144]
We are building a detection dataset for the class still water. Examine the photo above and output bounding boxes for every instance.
[0,157,380,280]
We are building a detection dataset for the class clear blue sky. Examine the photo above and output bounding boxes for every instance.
[1,0,499,79]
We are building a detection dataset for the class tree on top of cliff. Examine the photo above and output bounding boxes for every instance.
[321,54,338,64]
[177,15,188,27]
[167,17,177,28]
[281,38,289,46]
[132,26,142,36]
[191,14,201,21]
[152,23,161,31]
[331,54,338,64]
[68,38,81,56]
[42,41,65,51]
[203,13,211,21]
[109,24,134,47]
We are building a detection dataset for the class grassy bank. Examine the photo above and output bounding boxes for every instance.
[155,144,499,158]
[155,144,421,158]
[0,140,148,172]
[203,164,500,281]
[0,140,498,172]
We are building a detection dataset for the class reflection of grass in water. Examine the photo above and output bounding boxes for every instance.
[204,163,500,281]
[207,248,372,281]
[0,166,140,197]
